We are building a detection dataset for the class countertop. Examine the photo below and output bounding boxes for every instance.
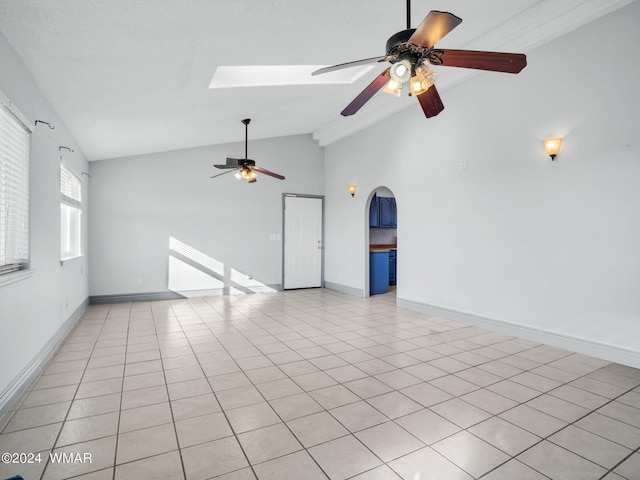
[369,244,397,252]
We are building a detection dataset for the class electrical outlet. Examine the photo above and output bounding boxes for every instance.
[136,278,142,286]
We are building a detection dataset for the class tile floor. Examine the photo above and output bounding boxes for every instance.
[1,288,639,480]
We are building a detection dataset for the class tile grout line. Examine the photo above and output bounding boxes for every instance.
[154,302,189,480]
[201,297,337,479]
[204,294,638,479]
[2,290,639,479]
[199,295,385,476]
[201,297,474,478]
[182,298,262,479]
[38,304,114,480]
[474,365,640,479]
[109,302,131,480]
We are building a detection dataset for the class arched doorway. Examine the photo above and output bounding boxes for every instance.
[365,186,397,297]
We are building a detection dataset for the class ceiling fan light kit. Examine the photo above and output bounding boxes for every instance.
[313,1,527,119]
[408,64,436,96]
[211,118,285,183]
[239,166,257,182]
[390,59,412,84]
[383,79,403,97]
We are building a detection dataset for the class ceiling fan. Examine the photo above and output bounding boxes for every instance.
[211,119,285,183]
[313,1,527,118]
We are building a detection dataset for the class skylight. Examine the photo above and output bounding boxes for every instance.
[208,65,375,89]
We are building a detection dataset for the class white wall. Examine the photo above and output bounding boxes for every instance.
[0,32,89,404]
[89,134,323,298]
[324,3,640,363]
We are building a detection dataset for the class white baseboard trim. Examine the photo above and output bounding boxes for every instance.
[324,281,365,298]
[397,298,640,369]
[90,285,284,305]
[90,291,184,304]
[0,298,89,416]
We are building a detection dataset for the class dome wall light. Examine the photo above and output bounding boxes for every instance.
[348,185,357,197]
[544,137,563,160]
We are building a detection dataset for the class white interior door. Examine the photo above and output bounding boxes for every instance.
[284,195,323,289]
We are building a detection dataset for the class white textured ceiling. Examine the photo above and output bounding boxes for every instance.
[0,0,633,160]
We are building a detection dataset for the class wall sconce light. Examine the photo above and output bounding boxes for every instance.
[348,185,357,197]
[543,137,563,160]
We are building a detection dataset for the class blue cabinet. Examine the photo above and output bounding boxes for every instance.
[369,194,380,227]
[389,250,397,286]
[390,198,397,226]
[379,197,397,227]
[370,251,389,295]
[370,194,396,228]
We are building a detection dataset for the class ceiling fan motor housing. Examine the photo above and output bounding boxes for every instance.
[225,157,255,167]
[386,28,431,73]
[386,29,415,55]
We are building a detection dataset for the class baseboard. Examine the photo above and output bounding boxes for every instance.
[90,291,185,304]
[324,281,365,298]
[0,297,89,416]
[397,298,640,369]
[90,285,285,305]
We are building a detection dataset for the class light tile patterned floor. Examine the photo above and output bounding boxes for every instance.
[1,289,639,480]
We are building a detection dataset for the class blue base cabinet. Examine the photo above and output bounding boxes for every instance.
[389,250,397,286]
[370,251,390,295]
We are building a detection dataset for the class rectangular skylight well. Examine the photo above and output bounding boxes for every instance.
[208,65,375,89]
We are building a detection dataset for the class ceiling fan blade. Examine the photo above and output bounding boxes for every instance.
[417,85,444,118]
[214,164,238,169]
[252,166,285,180]
[210,169,237,179]
[341,68,391,116]
[436,49,527,73]
[408,11,462,48]
[312,56,389,76]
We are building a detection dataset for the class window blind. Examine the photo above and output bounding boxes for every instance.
[0,102,30,276]
[60,163,82,260]
[60,163,81,208]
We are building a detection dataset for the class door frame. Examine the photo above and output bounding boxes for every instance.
[282,193,325,290]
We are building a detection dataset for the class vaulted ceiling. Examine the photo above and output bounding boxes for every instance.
[0,0,632,160]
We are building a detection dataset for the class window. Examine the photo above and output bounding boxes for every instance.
[0,96,30,276]
[60,163,82,261]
